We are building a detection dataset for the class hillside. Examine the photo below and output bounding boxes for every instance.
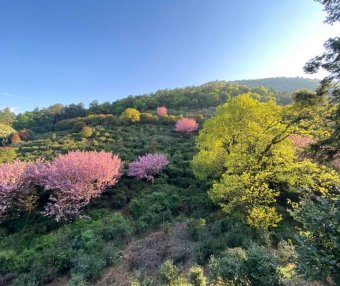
[0,82,339,286]
[12,78,319,134]
[231,77,319,92]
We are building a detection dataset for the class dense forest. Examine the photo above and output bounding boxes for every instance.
[0,74,339,286]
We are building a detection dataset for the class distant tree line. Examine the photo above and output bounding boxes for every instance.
[12,82,275,133]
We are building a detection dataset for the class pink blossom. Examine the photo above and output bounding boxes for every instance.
[157,106,168,117]
[289,134,315,150]
[0,161,29,217]
[40,151,122,221]
[175,118,198,133]
[128,153,169,182]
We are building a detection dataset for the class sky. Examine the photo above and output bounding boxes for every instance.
[0,0,339,113]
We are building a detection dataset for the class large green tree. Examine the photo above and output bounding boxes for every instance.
[192,93,340,229]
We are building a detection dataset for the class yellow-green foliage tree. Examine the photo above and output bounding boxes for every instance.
[192,93,340,229]
[0,147,17,163]
[0,124,16,139]
[80,126,93,138]
[0,124,16,145]
[121,108,140,123]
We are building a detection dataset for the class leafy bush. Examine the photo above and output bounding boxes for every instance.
[71,254,106,281]
[140,112,158,123]
[0,211,130,285]
[188,265,207,286]
[290,195,340,282]
[208,247,248,284]
[244,243,279,286]
[0,146,17,163]
[129,185,181,231]
[80,126,93,138]
[208,243,279,286]
[0,124,16,139]
[121,108,140,123]
[67,273,88,286]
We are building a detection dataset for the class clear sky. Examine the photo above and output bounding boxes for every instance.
[0,0,339,112]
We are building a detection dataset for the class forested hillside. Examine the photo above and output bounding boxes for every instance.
[0,82,339,286]
[232,77,319,92]
[12,78,317,134]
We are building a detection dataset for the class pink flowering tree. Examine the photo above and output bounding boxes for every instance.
[128,153,169,183]
[40,151,122,221]
[289,134,315,150]
[0,159,53,219]
[289,134,315,159]
[175,118,198,133]
[288,135,340,171]
[0,161,29,218]
[157,106,168,117]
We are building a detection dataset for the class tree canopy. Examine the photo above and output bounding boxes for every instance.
[192,93,340,229]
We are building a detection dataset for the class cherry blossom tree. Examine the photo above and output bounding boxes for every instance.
[157,106,168,117]
[128,153,169,182]
[0,161,28,217]
[289,134,340,171]
[175,118,198,133]
[40,151,122,221]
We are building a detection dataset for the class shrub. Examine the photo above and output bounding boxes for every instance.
[208,247,248,284]
[290,195,340,281]
[80,126,93,138]
[18,129,34,141]
[140,112,158,123]
[0,124,16,139]
[0,146,17,163]
[157,106,168,117]
[128,185,181,230]
[0,250,16,275]
[98,212,132,241]
[128,153,169,182]
[160,115,180,124]
[175,118,198,133]
[160,260,181,284]
[189,265,207,286]
[121,108,140,123]
[67,273,88,286]
[10,133,21,144]
[73,121,86,132]
[55,118,80,131]
[71,254,105,281]
[208,243,279,286]
[244,243,279,286]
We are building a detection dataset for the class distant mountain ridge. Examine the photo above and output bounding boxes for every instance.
[230,77,319,93]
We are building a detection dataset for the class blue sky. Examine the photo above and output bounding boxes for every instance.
[0,0,338,112]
